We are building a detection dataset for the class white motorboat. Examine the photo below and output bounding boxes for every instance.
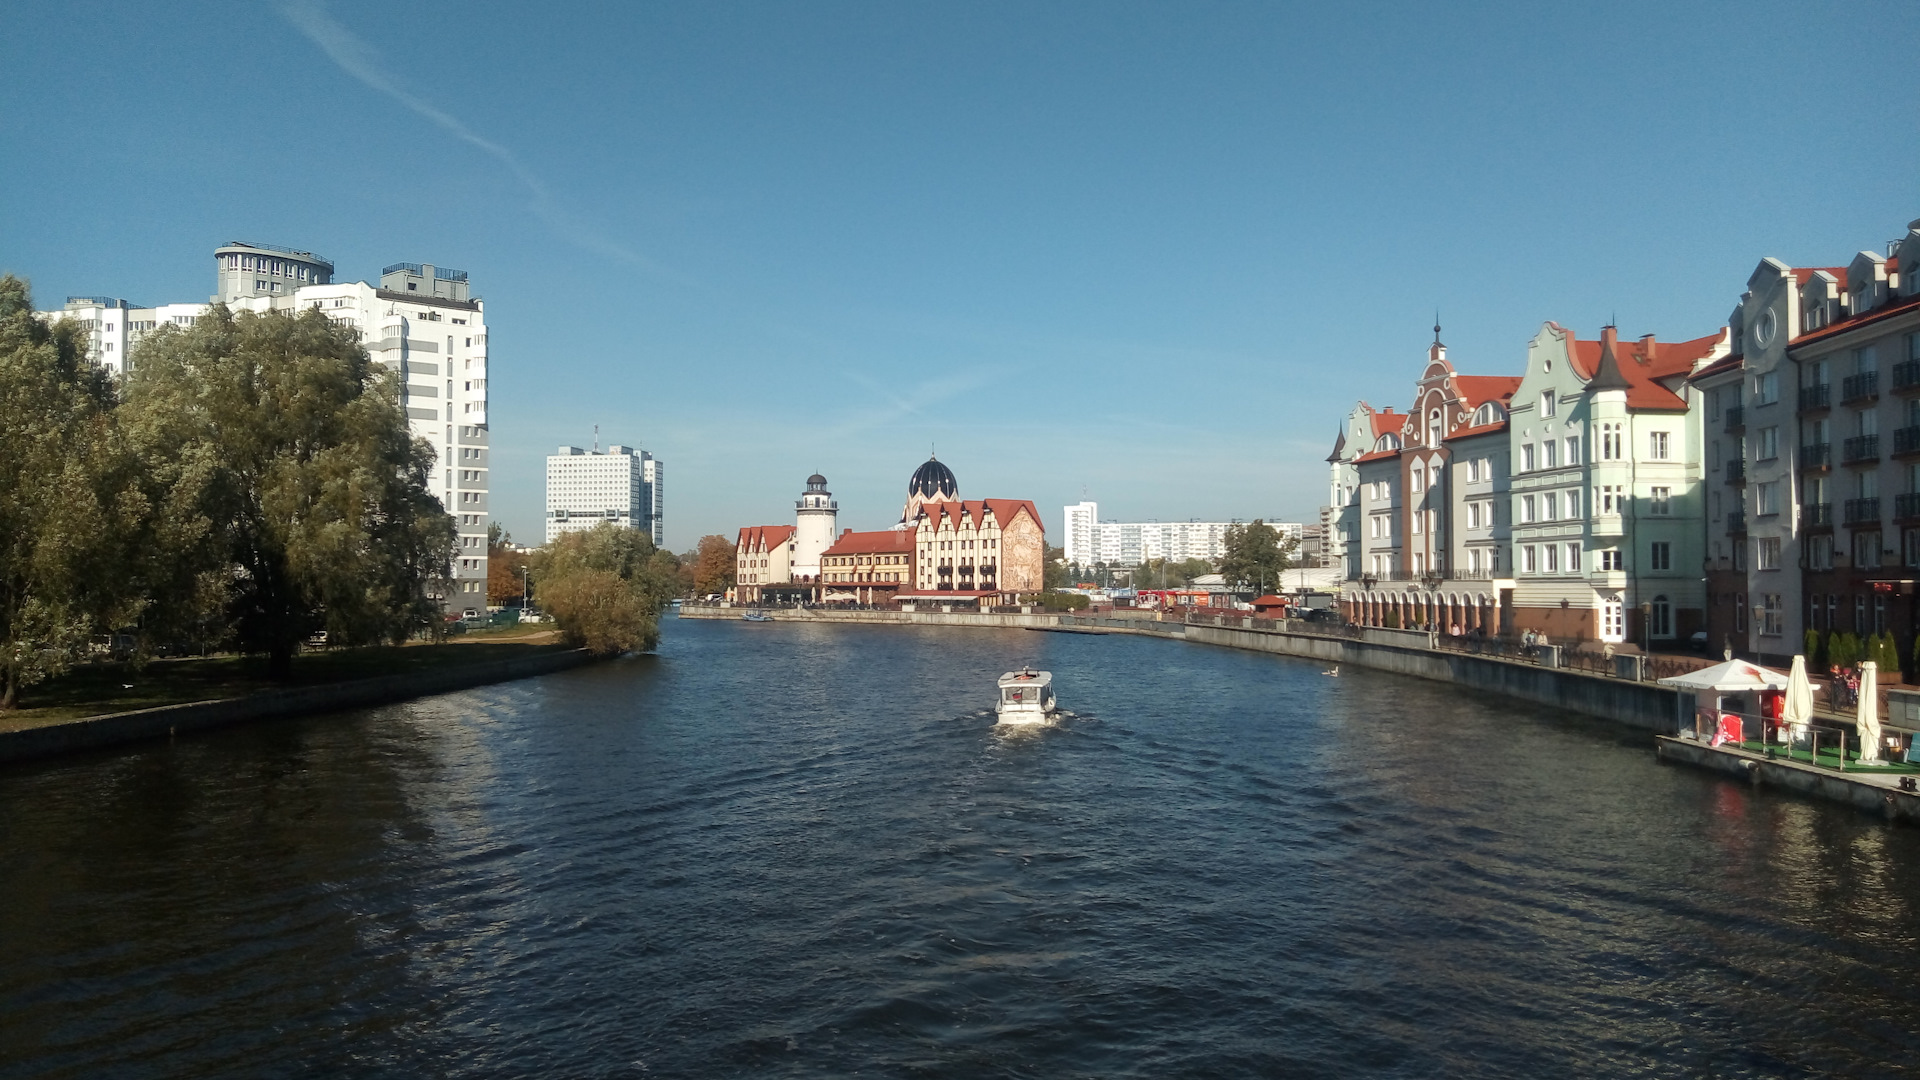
[995,667,1057,724]
[741,611,773,622]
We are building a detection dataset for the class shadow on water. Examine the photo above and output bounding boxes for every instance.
[1,620,1918,1079]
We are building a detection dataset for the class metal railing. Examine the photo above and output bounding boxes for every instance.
[1801,502,1833,528]
[1727,512,1747,533]
[1842,435,1880,464]
[1725,459,1746,483]
[1800,383,1831,411]
[1801,442,1831,468]
[1843,497,1881,525]
[1894,359,1920,394]
[1724,406,1745,432]
[1897,493,1920,521]
[1895,426,1920,456]
[1843,371,1880,402]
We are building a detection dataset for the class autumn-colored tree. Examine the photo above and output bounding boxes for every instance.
[487,524,528,607]
[692,534,735,596]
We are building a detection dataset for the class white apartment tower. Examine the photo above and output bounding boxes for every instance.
[546,444,662,545]
[41,241,494,616]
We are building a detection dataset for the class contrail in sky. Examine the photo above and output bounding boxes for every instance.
[279,0,650,267]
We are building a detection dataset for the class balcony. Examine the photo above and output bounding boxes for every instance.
[1800,442,1832,469]
[1898,493,1920,522]
[1843,497,1881,525]
[1725,458,1746,483]
[1800,502,1833,529]
[1723,406,1745,432]
[1799,383,1831,412]
[1842,371,1880,404]
[1894,359,1920,394]
[1842,435,1881,465]
[1895,426,1920,458]
[1726,512,1747,534]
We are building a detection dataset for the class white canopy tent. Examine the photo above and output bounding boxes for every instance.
[1659,659,1789,745]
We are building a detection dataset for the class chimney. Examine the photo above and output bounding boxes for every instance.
[1639,333,1657,361]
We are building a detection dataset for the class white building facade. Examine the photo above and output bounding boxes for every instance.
[545,444,661,545]
[1060,503,1299,569]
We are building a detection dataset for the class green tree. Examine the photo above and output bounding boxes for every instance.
[123,305,454,679]
[535,522,678,655]
[1218,520,1296,592]
[0,277,161,708]
[1043,544,1068,590]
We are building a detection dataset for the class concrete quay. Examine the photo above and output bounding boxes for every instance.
[1655,736,1920,823]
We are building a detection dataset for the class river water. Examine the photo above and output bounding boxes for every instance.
[3,619,1918,1078]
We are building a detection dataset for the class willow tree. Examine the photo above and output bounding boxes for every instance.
[536,523,679,655]
[0,277,158,708]
[123,305,454,678]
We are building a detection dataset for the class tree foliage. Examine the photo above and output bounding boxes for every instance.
[691,534,736,597]
[1043,544,1068,590]
[1131,557,1213,588]
[487,525,528,607]
[535,523,678,655]
[1218,520,1295,591]
[122,305,454,678]
[0,277,166,708]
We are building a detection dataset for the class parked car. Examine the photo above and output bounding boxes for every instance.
[1688,630,1708,652]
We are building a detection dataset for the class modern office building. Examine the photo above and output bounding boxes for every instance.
[1060,502,1300,568]
[41,241,494,614]
[545,444,662,545]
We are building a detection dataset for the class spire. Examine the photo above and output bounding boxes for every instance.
[1433,311,1442,345]
[1586,325,1633,393]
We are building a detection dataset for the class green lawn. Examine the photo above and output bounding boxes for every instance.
[0,634,567,731]
[1728,739,1920,773]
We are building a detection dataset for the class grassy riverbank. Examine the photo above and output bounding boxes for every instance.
[0,630,566,731]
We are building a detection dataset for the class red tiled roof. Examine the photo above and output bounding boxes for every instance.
[1353,448,1402,463]
[821,529,912,557]
[1450,375,1521,407]
[1789,291,1920,350]
[736,524,795,551]
[1443,420,1508,442]
[913,499,1044,532]
[1368,409,1403,439]
[1567,328,1726,411]
[1793,266,1849,288]
[1687,352,1745,383]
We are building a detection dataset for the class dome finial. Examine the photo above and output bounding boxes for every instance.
[1433,310,1442,344]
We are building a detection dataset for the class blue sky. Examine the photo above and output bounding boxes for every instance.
[4,1,1917,551]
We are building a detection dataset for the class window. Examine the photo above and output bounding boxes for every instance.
[1598,484,1624,514]
[1906,529,1920,569]
[1466,459,1481,482]
[1735,593,1747,632]
[1600,423,1623,460]
[1478,457,1492,479]
[1652,595,1673,638]
[1600,549,1623,571]
[1757,536,1781,570]
[1649,431,1670,459]
[1541,492,1557,521]
[1757,426,1778,460]
[1565,543,1581,572]
[1540,391,1556,417]
[1544,544,1559,573]
[1565,436,1580,464]
[1412,512,1423,535]
[1855,595,1868,634]
[1760,594,1782,637]
[1543,440,1559,468]
[1854,530,1883,569]
[1521,545,1537,573]
[1810,533,1834,571]
[1650,541,1672,571]
[1876,594,1888,634]
[1520,495,1536,523]
[1756,372,1779,405]
[1411,468,1424,493]
[1755,482,1779,516]
[1649,486,1671,515]
[1521,444,1536,471]
[1467,502,1482,528]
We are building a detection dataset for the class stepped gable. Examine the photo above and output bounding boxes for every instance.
[736,524,795,549]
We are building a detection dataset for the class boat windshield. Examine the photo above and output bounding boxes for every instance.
[1004,686,1042,703]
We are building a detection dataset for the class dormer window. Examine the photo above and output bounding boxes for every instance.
[1473,402,1504,426]
[1427,409,1442,445]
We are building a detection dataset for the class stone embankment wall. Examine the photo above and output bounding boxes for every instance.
[0,648,594,766]
[680,606,1683,730]
[1655,737,1920,823]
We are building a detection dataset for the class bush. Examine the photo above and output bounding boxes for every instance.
[1032,591,1089,611]
[1805,629,1823,667]
[1383,610,1401,629]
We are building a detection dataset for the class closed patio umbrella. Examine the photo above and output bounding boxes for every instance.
[1784,655,1815,737]
[1858,661,1883,764]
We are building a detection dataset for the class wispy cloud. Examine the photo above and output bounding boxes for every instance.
[826,368,998,440]
[278,1,652,267]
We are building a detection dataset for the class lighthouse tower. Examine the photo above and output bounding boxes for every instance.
[791,473,838,581]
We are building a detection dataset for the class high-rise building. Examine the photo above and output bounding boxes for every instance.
[545,444,661,545]
[40,241,494,615]
[1059,501,1299,568]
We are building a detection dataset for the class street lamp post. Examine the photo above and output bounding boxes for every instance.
[521,565,530,611]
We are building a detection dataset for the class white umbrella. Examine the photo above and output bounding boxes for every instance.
[1784,655,1815,734]
[1858,661,1883,764]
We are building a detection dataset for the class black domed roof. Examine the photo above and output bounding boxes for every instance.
[908,456,957,499]
[806,473,827,485]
